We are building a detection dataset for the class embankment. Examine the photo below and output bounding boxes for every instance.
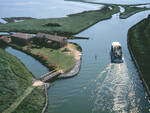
[58,43,82,78]
[128,15,150,98]
[0,45,46,113]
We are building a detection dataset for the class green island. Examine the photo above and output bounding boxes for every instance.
[128,15,150,96]
[0,45,45,113]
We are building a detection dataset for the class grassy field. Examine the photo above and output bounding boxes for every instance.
[12,86,45,113]
[128,15,150,91]
[0,6,119,36]
[120,6,150,19]
[23,43,76,73]
[0,47,33,112]
[0,44,46,113]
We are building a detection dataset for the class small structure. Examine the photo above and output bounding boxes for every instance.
[0,36,11,43]
[11,33,33,46]
[36,33,67,48]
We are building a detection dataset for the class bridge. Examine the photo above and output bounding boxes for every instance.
[39,70,60,82]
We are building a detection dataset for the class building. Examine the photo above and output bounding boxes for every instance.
[0,36,11,43]
[36,33,67,48]
[11,33,33,46]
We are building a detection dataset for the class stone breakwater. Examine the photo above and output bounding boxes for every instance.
[58,59,81,79]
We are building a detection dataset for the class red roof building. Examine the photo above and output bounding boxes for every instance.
[36,33,67,48]
[0,36,11,43]
[11,33,33,46]
[11,33,33,40]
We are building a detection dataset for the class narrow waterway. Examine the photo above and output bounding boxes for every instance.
[46,11,150,113]
[6,47,49,78]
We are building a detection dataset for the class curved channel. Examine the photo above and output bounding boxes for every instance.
[46,11,150,113]
[6,47,49,78]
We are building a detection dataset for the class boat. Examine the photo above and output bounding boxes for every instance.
[110,42,123,63]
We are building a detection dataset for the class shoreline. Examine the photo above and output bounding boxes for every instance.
[41,43,82,113]
[58,59,81,79]
[58,42,82,78]
[127,18,150,100]
[0,47,46,113]
[5,44,82,113]
[41,83,49,113]
[6,42,82,113]
[127,37,150,100]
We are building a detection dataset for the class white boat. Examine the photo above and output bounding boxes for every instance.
[110,42,123,63]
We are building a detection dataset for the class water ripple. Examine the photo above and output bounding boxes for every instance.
[91,60,143,113]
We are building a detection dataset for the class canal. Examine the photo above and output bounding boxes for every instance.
[2,0,150,113]
[46,9,150,113]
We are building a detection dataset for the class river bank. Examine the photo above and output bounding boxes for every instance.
[58,43,82,78]
[7,41,81,73]
[0,28,82,112]
[128,15,150,98]
[0,45,46,113]
[4,42,82,113]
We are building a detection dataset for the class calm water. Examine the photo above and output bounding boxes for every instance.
[2,0,150,113]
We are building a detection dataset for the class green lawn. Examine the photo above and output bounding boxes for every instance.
[0,48,33,112]
[23,45,75,72]
[0,6,119,36]
[128,14,150,90]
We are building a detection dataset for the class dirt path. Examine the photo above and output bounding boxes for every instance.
[33,80,44,86]
[2,86,34,113]
[2,80,44,113]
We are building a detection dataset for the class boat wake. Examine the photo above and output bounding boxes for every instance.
[91,60,140,113]
[96,63,112,80]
